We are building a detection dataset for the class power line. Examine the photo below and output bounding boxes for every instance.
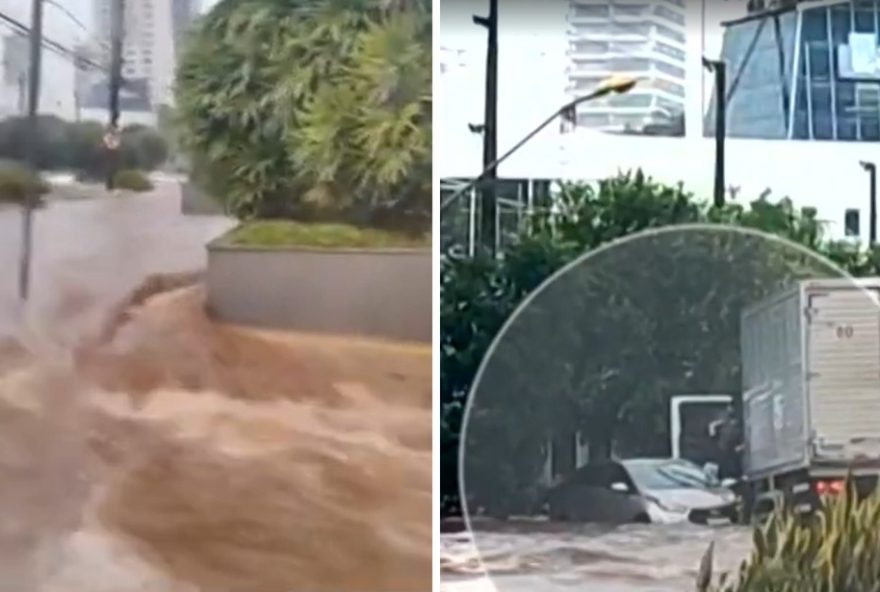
[43,0,111,52]
[0,9,104,71]
[44,0,89,35]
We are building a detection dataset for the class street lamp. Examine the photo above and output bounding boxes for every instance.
[703,57,726,209]
[860,160,876,245]
[439,74,639,248]
[19,0,44,301]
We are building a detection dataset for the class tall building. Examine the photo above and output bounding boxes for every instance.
[707,0,880,141]
[171,0,198,57]
[1,34,28,116]
[92,0,195,108]
[565,0,688,133]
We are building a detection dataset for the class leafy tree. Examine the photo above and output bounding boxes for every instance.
[175,0,430,231]
[441,171,880,518]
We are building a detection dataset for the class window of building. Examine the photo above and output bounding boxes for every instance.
[653,4,685,25]
[853,0,876,32]
[608,41,647,53]
[571,59,608,72]
[610,113,648,128]
[845,209,860,237]
[654,60,685,78]
[829,3,852,46]
[791,4,880,142]
[654,23,685,43]
[613,4,649,17]
[577,112,611,127]
[610,57,651,71]
[574,23,612,35]
[655,96,682,113]
[571,40,609,53]
[573,4,610,17]
[607,93,653,107]
[612,22,651,35]
[654,41,685,61]
[652,78,685,97]
[570,76,606,90]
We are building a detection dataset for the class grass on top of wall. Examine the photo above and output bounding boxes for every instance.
[223,220,430,249]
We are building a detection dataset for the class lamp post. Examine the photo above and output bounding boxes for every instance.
[473,0,498,254]
[440,74,638,256]
[703,57,726,209]
[19,0,43,302]
[860,160,876,245]
[106,0,124,190]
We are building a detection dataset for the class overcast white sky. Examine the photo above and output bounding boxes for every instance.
[0,0,217,43]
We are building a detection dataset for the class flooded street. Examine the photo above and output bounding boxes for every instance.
[441,523,754,592]
[0,185,431,591]
[0,183,233,339]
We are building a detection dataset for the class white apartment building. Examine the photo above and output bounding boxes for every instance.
[566,0,688,133]
[92,0,194,108]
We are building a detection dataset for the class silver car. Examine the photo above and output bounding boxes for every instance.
[546,458,738,524]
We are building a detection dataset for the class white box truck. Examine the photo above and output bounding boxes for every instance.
[671,278,880,520]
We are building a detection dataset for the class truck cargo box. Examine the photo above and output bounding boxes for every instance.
[741,278,880,479]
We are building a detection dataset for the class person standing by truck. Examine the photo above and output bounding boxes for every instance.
[709,405,743,481]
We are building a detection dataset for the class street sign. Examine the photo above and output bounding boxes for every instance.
[103,129,120,150]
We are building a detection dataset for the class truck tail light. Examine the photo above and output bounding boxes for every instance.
[815,479,845,495]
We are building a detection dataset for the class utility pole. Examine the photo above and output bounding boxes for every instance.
[17,73,26,115]
[473,0,498,254]
[105,0,125,190]
[861,161,877,245]
[702,58,727,209]
[19,0,43,301]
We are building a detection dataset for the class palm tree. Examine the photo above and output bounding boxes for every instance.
[175,0,430,229]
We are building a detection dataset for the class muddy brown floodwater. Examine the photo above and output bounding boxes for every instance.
[0,186,431,592]
[441,522,754,592]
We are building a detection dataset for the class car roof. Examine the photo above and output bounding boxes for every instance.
[621,458,700,470]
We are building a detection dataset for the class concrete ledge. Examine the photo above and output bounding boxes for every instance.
[205,235,431,343]
[180,181,226,216]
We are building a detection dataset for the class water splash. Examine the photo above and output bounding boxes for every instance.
[0,278,431,592]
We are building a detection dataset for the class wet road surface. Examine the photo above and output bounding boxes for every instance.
[0,182,233,339]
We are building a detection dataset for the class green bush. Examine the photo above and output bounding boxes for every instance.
[225,220,429,249]
[113,169,153,192]
[0,116,169,179]
[699,479,880,591]
[0,159,50,203]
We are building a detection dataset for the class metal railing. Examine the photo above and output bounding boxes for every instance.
[440,177,555,257]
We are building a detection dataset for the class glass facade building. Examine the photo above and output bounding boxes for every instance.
[707,0,880,141]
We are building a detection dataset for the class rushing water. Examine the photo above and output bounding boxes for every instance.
[0,186,431,591]
[441,521,755,592]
